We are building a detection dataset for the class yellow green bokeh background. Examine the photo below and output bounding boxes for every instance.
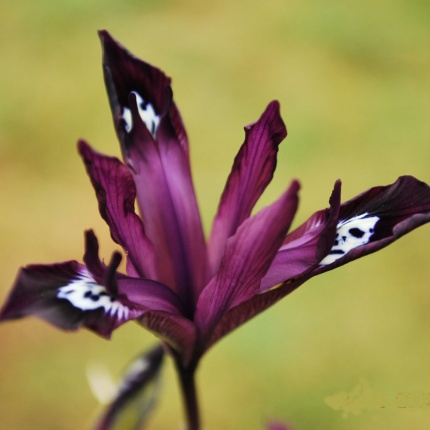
[1,1,430,429]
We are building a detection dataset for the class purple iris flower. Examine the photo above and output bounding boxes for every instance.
[2,31,430,429]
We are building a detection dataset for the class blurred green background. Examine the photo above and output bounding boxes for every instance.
[1,0,430,429]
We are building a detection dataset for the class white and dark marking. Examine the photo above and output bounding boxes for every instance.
[320,213,380,266]
[121,91,160,137]
[57,270,129,320]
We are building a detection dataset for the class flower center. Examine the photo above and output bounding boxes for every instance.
[121,91,160,137]
[320,213,380,265]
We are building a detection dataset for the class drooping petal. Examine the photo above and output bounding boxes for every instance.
[99,30,207,308]
[317,175,430,272]
[194,181,300,341]
[79,141,156,279]
[208,101,287,275]
[261,181,341,289]
[0,261,181,339]
[94,345,164,430]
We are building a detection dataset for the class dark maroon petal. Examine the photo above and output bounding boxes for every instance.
[317,176,430,272]
[99,31,207,307]
[208,101,287,275]
[261,181,341,289]
[94,344,164,430]
[83,229,106,280]
[79,140,156,279]
[0,262,178,339]
[195,181,300,340]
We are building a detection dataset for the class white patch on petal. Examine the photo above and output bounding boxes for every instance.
[57,270,129,319]
[121,91,160,137]
[320,213,380,266]
[122,107,133,133]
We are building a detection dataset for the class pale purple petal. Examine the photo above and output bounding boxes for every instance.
[208,101,287,275]
[261,181,341,289]
[195,181,299,342]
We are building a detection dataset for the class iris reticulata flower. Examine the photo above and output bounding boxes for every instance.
[2,31,430,430]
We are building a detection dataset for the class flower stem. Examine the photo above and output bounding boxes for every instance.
[176,364,200,430]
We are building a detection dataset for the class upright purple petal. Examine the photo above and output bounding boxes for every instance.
[208,101,287,275]
[99,30,207,309]
[317,176,430,272]
[79,141,155,279]
[195,181,300,341]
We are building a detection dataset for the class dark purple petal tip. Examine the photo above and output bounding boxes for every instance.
[98,30,173,149]
[318,175,430,271]
[209,101,288,274]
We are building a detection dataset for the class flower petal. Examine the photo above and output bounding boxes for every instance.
[205,276,309,352]
[261,180,341,289]
[99,30,207,308]
[317,175,430,272]
[94,344,164,430]
[194,181,299,341]
[79,140,155,279]
[138,311,197,367]
[208,101,287,274]
[206,176,430,351]
[0,261,181,339]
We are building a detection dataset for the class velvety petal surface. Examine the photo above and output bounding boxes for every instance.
[194,181,300,341]
[317,175,430,272]
[261,181,341,289]
[95,344,164,430]
[208,101,287,275]
[0,261,182,339]
[99,30,207,308]
[79,141,155,279]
